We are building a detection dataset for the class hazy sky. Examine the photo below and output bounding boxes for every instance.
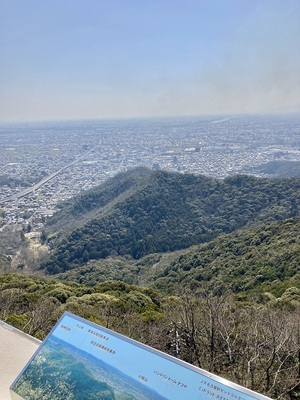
[0,0,299,122]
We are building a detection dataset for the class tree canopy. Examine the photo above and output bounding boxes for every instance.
[42,168,300,274]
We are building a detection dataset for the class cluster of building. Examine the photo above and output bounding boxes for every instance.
[1,114,300,230]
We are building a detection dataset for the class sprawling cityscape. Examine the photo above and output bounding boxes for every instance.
[1,114,300,229]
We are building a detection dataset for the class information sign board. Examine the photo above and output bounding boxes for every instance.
[10,311,272,400]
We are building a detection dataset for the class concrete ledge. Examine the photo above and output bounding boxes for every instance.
[0,321,40,400]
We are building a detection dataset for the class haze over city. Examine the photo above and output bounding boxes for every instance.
[1,0,299,123]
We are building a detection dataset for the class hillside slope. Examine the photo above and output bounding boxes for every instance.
[47,167,152,234]
[42,168,300,274]
[142,216,300,295]
[55,216,300,297]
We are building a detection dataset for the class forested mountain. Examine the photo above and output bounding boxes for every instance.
[46,167,152,234]
[142,216,300,296]
[55,216,300,298]
[42,167,300,274]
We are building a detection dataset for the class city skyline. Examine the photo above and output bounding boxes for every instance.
[0,0,300,123]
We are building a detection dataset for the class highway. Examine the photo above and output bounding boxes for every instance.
[5,143,101,201]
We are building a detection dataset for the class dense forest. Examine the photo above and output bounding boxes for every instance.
[53,216,300,299]
[145,216,300,296]
[42,168,300,274]
[1,168,300,398]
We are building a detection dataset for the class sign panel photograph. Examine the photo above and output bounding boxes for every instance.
[10,312,272,400]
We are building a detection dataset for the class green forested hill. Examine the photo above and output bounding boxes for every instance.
[47,167,153,234]
[42,168,300,274]
[141,216,300,296]
[55,216,300,297]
